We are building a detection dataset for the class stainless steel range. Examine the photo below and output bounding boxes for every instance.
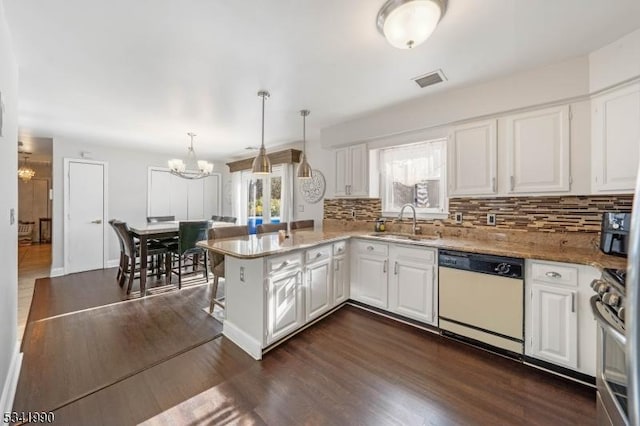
[591,268,628,425]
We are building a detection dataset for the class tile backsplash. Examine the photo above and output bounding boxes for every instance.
[323,195,634,233]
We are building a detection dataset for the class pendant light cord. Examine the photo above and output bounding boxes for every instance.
[261,94,265,148]
[303,113,306,155]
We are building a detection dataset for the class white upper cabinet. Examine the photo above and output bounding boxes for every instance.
[448,119,497,196]
[334,144,368,197]
[592,83,640,193]
[506,105,571,193]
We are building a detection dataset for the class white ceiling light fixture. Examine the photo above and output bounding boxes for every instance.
[252,91,272,175]
[377,0,446,49]
[18,155,36,182]
[297,109,312,179]
[168,132,214,179]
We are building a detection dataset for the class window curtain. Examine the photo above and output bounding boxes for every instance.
[281,164,293,226]
[231,171,243,224]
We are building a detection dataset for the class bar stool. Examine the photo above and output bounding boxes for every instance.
[290,220,314,230]
[256,222,288,234]
[207,225,249,314]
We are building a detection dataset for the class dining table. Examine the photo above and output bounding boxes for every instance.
[129,221,234,295]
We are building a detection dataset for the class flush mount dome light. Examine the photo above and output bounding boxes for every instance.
[377,0,446,49]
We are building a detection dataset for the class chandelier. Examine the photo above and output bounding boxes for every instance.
[18,156,36,182]
[377,0,446,49]
[168,132,214,179]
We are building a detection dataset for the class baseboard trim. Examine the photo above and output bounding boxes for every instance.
[223,320,263,361]
[49,267,64,277]
[106,259,120,268]
[0,344,23,415]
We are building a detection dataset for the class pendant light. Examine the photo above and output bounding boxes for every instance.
[376,0,446,49]
[251,91,272,175]
[168,132,214,179]
[297,109,312,179]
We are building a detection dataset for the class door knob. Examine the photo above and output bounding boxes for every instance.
[91,219,103,224]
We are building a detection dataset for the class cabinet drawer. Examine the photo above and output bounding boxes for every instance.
[354,240,388,256]
[391,245,436,264]
[333,241,347,256]
[530,261,578,287]
[267,253,303,274]
[306,245,332,263]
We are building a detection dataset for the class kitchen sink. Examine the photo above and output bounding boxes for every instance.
[367,233,438,242]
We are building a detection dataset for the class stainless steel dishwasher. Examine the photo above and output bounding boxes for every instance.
[438,250,525,358]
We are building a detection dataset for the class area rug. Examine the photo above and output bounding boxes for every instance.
[14,284,223,414]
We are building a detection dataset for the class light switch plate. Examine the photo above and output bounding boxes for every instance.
[487,213,496,226]
[454,212,463,224]
[10,208,15,225]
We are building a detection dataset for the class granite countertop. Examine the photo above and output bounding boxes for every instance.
[197,230,627,270]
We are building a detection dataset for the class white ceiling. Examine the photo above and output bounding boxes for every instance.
[5,0,640,160]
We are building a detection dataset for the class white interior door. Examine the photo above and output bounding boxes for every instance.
[65,159,107,274]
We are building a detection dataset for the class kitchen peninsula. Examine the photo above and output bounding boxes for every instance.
[198,228,625,363]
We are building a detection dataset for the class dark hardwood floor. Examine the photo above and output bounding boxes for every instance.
[14,268,596,425]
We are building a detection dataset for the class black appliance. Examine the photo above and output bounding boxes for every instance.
[600,212,632,257]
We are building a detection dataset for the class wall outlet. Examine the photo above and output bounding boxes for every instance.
[487,213,496,226]
[454,212,463,224]
[351,209,356,219]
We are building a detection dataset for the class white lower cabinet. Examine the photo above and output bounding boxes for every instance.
[333,254,349,305]
[529,283,577,368]
[388,245,437,325]
[525,260,599,376]
[266,261,304,345]
[351,241,389,308]
[305,256,333,322]
[351,239,437,325]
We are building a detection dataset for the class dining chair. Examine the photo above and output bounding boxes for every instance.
[256,222,288,234]
[290,220,314,230]
[166,221,210,288]
[221,216,237,224]
[109,219,127,286]
[207,225,249,314]
[147,215,175,223]
[112,221,171,294]
[211,215,224,221]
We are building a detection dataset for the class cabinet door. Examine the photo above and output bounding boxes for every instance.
[267,268,304,345]
[305,258,333,322]
[506,106,571,193]
[592,84,640,192]
[528,284,578,369]
[333,255,349,305]
[352,253,388,308]
[449,120,497,196]
[388,247,437,325]
[187,178,205,219]
[349,144,368,197]
[334,147,348,197]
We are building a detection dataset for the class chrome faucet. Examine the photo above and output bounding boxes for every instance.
[398,203,419,235]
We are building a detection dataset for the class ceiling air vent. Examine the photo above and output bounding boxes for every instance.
[412,69,447,89]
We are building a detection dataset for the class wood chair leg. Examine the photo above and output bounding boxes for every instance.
[119,254,128,288]
[178,255,182,289]
[210,275,219,314]
[126,256,135,294]
[165,253,172,286]
[203,251,209,282]
[156,254,162,279]
[193,253,199,272]
[117,252,124,282]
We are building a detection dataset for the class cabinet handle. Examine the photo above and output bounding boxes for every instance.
[383,260,387,273]
[315,252,322,259]
[367,246,374,251]
[571,293,575,313]
[394,261,399,275]
[510,176,515,191]
[545,271,562,279]
[492,177,496,192]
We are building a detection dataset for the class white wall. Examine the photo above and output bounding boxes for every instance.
[51,138,224,272]
[590,28,640,92]
[0,0,20,413]
[321,56,591,148]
